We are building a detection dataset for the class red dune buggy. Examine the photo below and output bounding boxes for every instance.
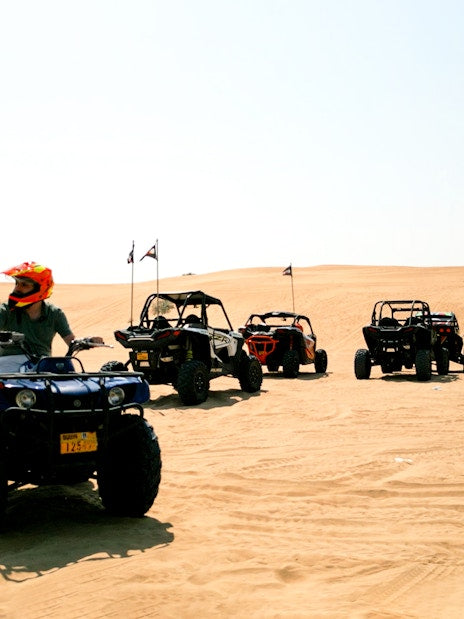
[239,311,328,378]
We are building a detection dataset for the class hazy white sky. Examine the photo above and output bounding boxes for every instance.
[1,1,463,283]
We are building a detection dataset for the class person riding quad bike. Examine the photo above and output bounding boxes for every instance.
[0,261,102,372]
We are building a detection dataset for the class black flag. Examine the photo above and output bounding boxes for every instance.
[282,265,292,276]
[140,244,158,261]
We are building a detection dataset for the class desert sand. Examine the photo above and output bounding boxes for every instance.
[0,265,464,619]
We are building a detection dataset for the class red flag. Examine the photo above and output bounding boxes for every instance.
[282,265,292,276]
[140,244,158,261]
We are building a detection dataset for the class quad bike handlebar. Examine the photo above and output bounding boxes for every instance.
[0,330,111,360]
[66,338,112,356]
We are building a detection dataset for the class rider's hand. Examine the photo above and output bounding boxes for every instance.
[89,336,104,344]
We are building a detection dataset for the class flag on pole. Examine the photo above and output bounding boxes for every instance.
[140,243,158,261]
[282,264,295,311]
[127,242,134,264]
[282,265,292,276]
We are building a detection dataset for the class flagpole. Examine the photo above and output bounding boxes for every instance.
[156,239,159,315]
[129,240,135,326]
[283,263,295,311]
[290,263,295,312]
[140,240,160,314]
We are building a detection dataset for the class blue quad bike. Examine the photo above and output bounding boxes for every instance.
[0,331,161,525]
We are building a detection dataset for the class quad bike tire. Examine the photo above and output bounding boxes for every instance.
[177,360,210,405]
[238,352,263,392]
[100,360,128,372]
[282,350,300,378]
[314,349,328,373]
[98,414,161,517]
[415,349,432,381]
[354,349,371,379]
[435,347,449,376]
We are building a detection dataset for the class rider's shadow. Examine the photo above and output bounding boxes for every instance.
[0,482,173,582]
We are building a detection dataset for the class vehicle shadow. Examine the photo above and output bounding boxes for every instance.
[0,481,173,582]
[147,388,263,411]
[263,371,332,382]
[381,373,459,383]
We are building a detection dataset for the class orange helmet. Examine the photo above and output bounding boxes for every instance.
[3,262,54,308]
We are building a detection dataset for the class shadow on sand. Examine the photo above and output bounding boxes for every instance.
[263,370,332,382]
[381,372,459,383]
[146,387,263,412]
[0,481,173,582]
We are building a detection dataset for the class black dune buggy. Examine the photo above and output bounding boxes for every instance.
[104,290,263,405]
[0,331,161,525]
[354,300,449,381]
[430,311,464,368]
[239,311,328,378]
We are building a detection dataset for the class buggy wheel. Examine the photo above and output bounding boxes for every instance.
[314,349,328,373]
[100,360,128,372]
[354,349,371,379]
[98,414,161,517]
[435,347,449,376]
[177,360,209,405]
[238,353,263,392]
[282,350,299,378]
[415,349,432,381]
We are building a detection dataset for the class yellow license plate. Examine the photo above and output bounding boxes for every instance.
[137,351,149,361]
[60,432,98,454]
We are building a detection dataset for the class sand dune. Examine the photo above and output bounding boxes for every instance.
[1,265,464,618]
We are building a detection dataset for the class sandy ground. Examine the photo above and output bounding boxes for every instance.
[0,265,464,618]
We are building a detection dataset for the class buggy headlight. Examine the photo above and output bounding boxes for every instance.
[108,387,125,406]
[16,389,37,409]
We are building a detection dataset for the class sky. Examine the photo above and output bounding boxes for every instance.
[1,1,463,284]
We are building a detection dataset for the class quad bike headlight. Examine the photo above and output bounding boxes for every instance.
[16,389,37,409]
[108,386,125,406]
